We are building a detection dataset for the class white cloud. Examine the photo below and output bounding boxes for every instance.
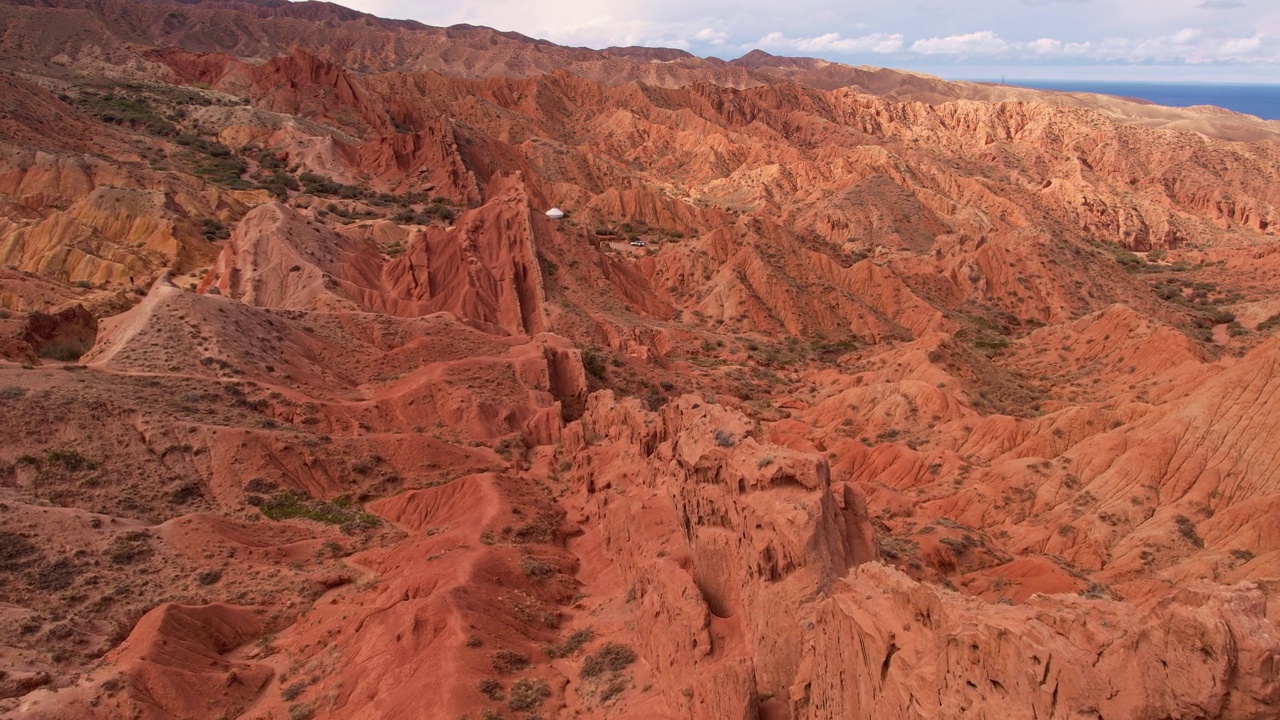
[338,0,1280,81]
[1027,37,1063,54]
[1171,28,1203,43]
[695,27,730,46]
[1220,35,1263,53]
[910,31,1010,56]
[757,31,904,54]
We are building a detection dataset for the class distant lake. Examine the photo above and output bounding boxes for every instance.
[997,80,1280,121]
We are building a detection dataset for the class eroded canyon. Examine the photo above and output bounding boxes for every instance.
[2,1,1280,718]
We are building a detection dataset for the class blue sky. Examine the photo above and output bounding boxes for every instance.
[340,0,1280,83]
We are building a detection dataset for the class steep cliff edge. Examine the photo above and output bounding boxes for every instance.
[560,392,1280,719]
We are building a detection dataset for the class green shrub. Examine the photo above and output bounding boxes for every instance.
[582,350,606,379]
[47,450,95,472]
[298,172,369,201]
[257,491,381,533]
[422,203,456,221]
[200,218,230,240]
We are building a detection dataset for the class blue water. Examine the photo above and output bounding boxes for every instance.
[997,80,1280,121]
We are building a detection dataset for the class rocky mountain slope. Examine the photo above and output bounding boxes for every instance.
[2,0,1280,718]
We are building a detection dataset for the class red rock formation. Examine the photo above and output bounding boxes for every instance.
[558,392,876,716]
[200,176,554,334]
[3,1,1280,719]
[799,565,1280,720]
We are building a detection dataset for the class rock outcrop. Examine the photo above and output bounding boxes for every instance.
[800,565,1280,720]
[561,392,875,716]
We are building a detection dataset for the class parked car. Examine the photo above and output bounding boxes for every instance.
[629,239,646,247]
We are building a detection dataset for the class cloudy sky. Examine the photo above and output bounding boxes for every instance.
[335,0,1280,83]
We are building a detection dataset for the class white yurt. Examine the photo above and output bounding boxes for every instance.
[545,207,565,219]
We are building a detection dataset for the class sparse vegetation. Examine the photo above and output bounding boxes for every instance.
[0,532,40,572]
[28,557,81,591]
[72,89,178,136]
[580,643,637,678]
[494,438,522,462]
[939,535,978,554]
[508,509,564,544]
[877,535,920,561]
[244,477,278,494]
[582,349,607,379]
[169,481,202,504]
[490,650,530,674]
[253,491,381,533]
[479,678,504,700]
[599,676,628,702]
[46,450,95,472]
[349,455,379,474]
[1175,515,1204,548]
[391,203,457,224]
[520,555,555,579]
[39,340,89,362]
[299,171,361,198]
[507,678,550,712]
[107,531,153,566]
[544,628,594,658]
[187,137,250,187]
[1080,582,1115,600]
[200,217,231,241]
